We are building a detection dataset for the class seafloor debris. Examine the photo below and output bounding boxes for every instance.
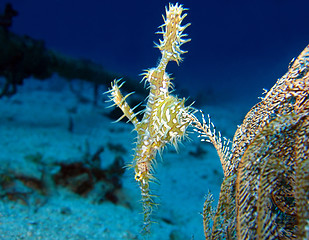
[0,145,126,209]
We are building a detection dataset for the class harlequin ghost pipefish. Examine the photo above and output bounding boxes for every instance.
[106,3,193,233]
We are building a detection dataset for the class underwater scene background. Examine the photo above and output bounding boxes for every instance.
[8,0,309,104]
[0,0,308,239]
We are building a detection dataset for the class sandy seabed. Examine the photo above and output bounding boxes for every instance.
[0,76,249,240]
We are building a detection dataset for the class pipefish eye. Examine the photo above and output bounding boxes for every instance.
[135,172,142,181]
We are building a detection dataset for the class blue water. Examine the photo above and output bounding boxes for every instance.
[1,1,309,239]
[8,0,309,106]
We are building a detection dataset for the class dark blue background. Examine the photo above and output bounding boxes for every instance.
[6,0,309,106]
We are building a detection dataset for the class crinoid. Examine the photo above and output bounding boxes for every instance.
[106,3,193,233]
[188,45,309,239]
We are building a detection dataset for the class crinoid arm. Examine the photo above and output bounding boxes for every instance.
[185,110,232,177]
[202,192,215,240]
